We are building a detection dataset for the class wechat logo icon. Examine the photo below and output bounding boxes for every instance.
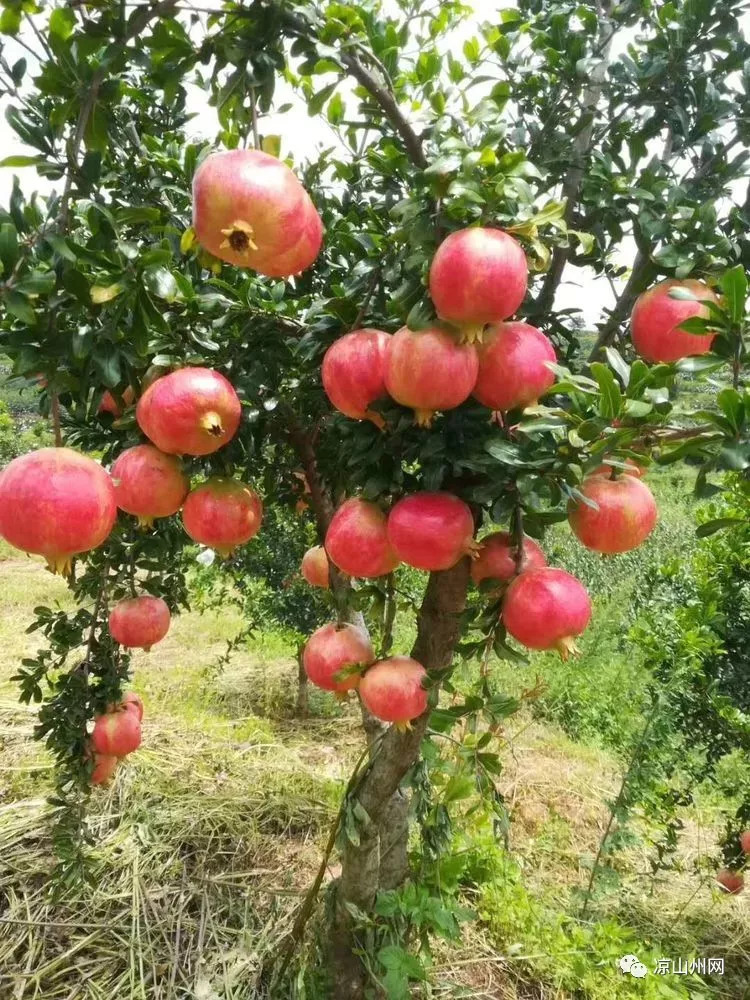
[618,954,648,978]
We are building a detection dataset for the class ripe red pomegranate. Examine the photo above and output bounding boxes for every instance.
[136,367,241,456]
[473,322,556,411]
[192,148,323,277]
[109,595,171,651]
[91,752,118,785]
[182,478,263,556]
[502,567,592,660]
[387,492,477,571]
[121,692,144,721]
[98,385,135,417]
[301,545,330,588]
[630,278,718,363]
[428,228,528,341]
[740,831,750,855]
[716,869,744,895]
[384,325,479,426]
[322,328,391,426]
[325,498,400,578]
[471,532,547,586]
[568,473,658,554]
[359,656,428,728]
[111,444,189,527]
[303,622,374,693]
[592,459,646,479]
[91,708,142,757]
[0,448,116,575]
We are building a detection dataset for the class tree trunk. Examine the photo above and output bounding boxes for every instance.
[296,644,309,718]
[329,558,471,999]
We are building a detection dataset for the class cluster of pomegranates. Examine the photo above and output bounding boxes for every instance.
[88,691,143,785]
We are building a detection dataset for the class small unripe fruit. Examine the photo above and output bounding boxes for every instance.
[359,656,428,728]
[502,567,592,660]
[301,545,330,588]
[568,474,658,554]
[387,492,478,571]
[303,623,374,693]
[91,709,142,757]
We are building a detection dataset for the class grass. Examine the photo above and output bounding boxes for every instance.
[0,516,749,998]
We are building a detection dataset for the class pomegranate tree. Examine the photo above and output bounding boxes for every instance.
[630,278,718,363]
[473,321,556,412]
[301,545,330,588]
[136,367,241,456]
[359,657,428,728]
[111,444,189,527]
[182,478,263,556]
[109,595,171,651]
[387,492,477,571]
[192,148,323,276]
[568,473,658,554]
[91,708,142,757]
[428,227,528,342]
[384,324,478,426]
[321,328,391,426]
[471,532,547,586]
[325,498,400,578]
[502,567,592,660]
[0,448,116,575]
[302,623,374,693]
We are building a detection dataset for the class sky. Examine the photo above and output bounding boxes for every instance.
[0,1,702,327]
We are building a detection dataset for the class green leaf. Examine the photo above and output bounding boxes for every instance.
[3,290,35,324]
[604,347,630,387]
[49,7,75,40]
[716,388,744,432]
[590,362,622,419]
[0,8,21,35]
[327,92,344,125]
[677,316,713,336]
[720,264,747,324]
[91,283,124,304]
[0,222,19,272]
[0,155,44,167]
[45,234,77,262]
[261,134,281,158]
[696,517,746,538]
[443,774,476,803]
[143,266,177,301]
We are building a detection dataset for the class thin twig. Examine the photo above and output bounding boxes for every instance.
[348,268,380,332]
[50,393,62,447]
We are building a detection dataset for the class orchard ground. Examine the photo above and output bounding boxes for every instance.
[0,465,749,999]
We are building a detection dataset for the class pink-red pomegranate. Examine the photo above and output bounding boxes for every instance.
[0,448,116,575]
[471,532,547,586]
[192,148,323,277]
[121,692,144,721]
[321,328,391,426]
[111,444,189,527]
[359,657,428,728]
[384,325,479,426]
[91,708,142,757]
[136,367,241,456]
[182,478,263,556]
[592,459,646,479]
[91,752,118,785]
[109,595,171,651]
[302,622,374,693]
[716,869,744,895]
[502,567,592,660]
[568,474,658,554]
[99,385,135,417]
[301,545,330,588]
[630,278,718,363]
[740,831,750,854]
[325,498,400,578]
[473,321,556,411]
[428,228,528,341]
[387,492,477,571]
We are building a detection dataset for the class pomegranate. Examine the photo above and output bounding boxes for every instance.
[428,227,528,342]
[471,532,547,586]
[182,478,263,556]
[592,459,646,479]
[302,622,374,693]
[716,869,744,895]
[136,367,241,456]
[91,708,142,757]
[325,498,400,578]
[91,753,118,785]
[387,492,478,571]
[740,831,750,855]
[109,595,171,651]
[192,148,323,277]
[384,325,479,426]
[359,656,428,728]
[630,278,718,363]
[301,545,330,588]
[0,448,116,575]
[568,473,658,554]
[99,386,135,417]
[111,444,189,527]
[473,322,556,411]
[502,567,592,660]
[121,692,144,721]
[322,328,391,426]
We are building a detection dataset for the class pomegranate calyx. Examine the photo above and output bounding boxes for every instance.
[554,636,581,661]
[219,218,258,255]
[414,408,436,428]
[457,322,487,345]
[199,411,225,437]
[46,554,73,577]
